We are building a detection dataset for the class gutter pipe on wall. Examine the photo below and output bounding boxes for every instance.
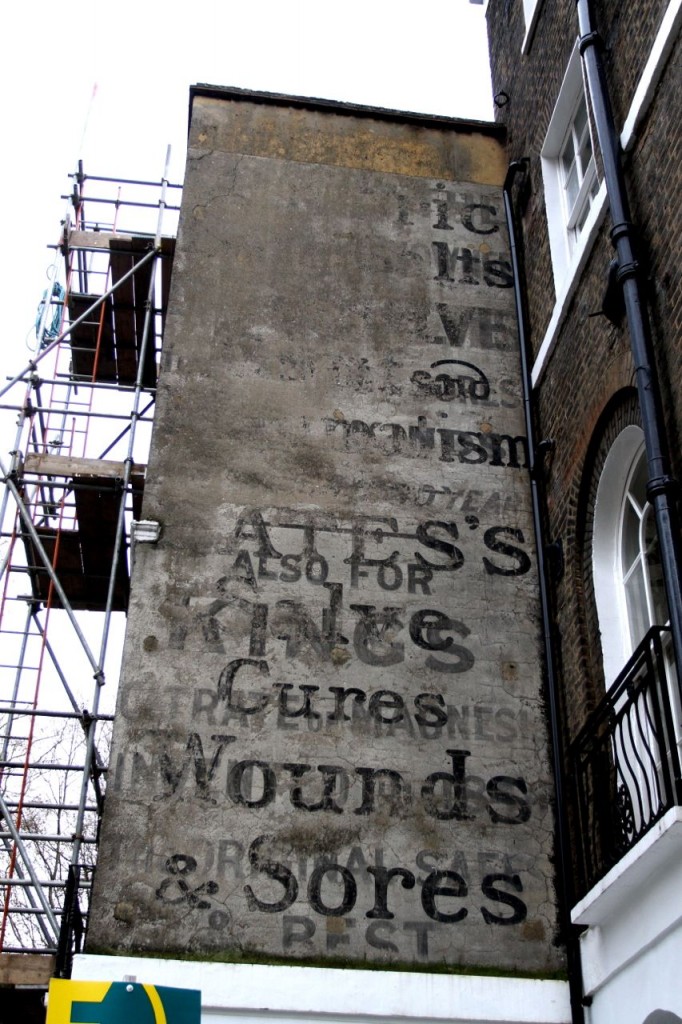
[577,0,682,707]
[502,162,586,1024]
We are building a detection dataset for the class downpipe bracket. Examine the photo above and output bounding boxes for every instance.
[578,29,602,55]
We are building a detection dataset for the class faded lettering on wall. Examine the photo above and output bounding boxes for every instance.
[91,151,559,973]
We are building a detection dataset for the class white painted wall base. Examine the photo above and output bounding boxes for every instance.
[571,808,682,1023]
[72,954,571,1024]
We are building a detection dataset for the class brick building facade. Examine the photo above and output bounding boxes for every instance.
[487,1,682,1021]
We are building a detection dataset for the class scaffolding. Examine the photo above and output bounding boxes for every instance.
[0,156,181,978]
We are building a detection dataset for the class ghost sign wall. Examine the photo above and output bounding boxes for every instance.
[87,90,562,976]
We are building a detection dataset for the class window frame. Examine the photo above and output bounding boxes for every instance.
[592,426,671,685]
[592,425,682,811]
[541,42,600,292]
[618,448,668,651]
[558,93,599,236]
[592,426,647,685]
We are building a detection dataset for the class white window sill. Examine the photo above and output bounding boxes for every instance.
[571,805,682,928]
[531,181,608,387]
[570,806,682,996]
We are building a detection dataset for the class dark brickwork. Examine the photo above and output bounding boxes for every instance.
[487,0,578,355]
[629,28,682,473]
[599,0,670,131]
[485,0,681,750]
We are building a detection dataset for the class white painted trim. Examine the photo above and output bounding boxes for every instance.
[591,426,645,684]
[540,41,586,291]
[570,807,682,996]
[73,955,572,1024]
[587,926,682,1024]
[621,0,682,152]
[521,0,544,55]
[530,182,607,388]
[531,0,682,385]
[571,806,682,927]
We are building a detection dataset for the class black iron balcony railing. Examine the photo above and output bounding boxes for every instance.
[569,626,682,897]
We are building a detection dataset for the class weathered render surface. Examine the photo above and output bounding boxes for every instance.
[88,90,563,974]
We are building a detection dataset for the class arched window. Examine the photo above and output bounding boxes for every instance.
[592,425,682,825]
[585,409,681,848]
[619,442,668,654]
[592,425,663,684]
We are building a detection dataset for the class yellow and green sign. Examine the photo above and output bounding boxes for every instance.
[46,979,201,1024]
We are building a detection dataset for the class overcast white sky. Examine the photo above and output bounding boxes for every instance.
[0,1,492,714]
[2,0,492,373]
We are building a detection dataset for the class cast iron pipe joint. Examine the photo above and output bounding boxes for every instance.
[646,474,679,502]
[616,260,640,285]
[610,221,635,245]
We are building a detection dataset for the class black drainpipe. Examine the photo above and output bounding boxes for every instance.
[577,0,682,702]
[502,163,586,1024]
